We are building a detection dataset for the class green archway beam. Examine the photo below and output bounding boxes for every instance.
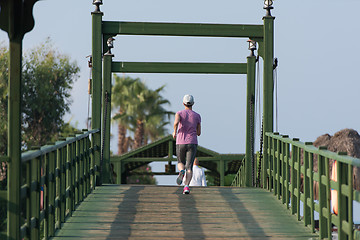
[111,62,247,74]
[102,21,264,38]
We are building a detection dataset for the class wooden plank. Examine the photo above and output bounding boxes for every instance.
[53,185,319,239]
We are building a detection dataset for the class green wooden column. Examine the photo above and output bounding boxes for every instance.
[219,158,225,186]
[262,13,275,188]
[245,54,256,187]
[7,35,22,240]
[102,53,113,184]
[91,6,103,185]
[0,1,38,238]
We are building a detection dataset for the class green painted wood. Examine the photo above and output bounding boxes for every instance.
[219,159,225,186]
[265,134,360,167]
[168,139,173,159]
[59,147,66,224]
[66,143,73,216]
[44,152,49,239]
[290,141,296,215]
[0,190,7,201]
[75,140,80,204]
[85,138,91,194]
[49,150,56,237]
[21,130,99,163]
[102,21,264,38]
[25,161,31,238]
[245,55,256,187]
[348,164,354,240]
[303,149,311,227]
[265,132,360,239]
[102,53,113,184]
[262,16,275,192]
[296,144,301,220]
[53,185,318,239]
[309,151,315,233]
[285,141,291,208]
[276,137,280,199]
[7,38,22,240]
[112,156,243,163]
[91,9,103,186]
[79,138,84,202]
[111,61,248,74]
[324,157,332,238]
[30,157,40,239]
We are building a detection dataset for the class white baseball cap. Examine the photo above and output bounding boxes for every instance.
[183,94,194,106]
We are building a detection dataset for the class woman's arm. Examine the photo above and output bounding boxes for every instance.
[172,113,180,139]
[197,123,201,136]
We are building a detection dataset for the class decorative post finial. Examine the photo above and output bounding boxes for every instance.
[106,37,115,54]
[263,0,274,17]
[247,39,257,57]
[93,0,103,12]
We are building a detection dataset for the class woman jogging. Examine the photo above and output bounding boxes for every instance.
[172,94,201,194]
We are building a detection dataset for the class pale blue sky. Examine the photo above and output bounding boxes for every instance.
[1,0,359,184]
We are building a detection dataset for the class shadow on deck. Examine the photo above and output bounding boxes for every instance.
[52,185,319,239]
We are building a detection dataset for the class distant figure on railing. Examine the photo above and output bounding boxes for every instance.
[186,158,207,187]
[173,94,201,194]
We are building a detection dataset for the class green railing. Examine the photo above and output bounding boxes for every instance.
[231,132,360,239]
[0,129,100,240]
[263,132,360,240]
[231,153,260,188]
[231,158,246,187]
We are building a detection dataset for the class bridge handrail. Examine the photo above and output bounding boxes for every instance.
[264,132,360,240]
[1,129,100,239]
[267,133,360,167]
[21,129,100,162]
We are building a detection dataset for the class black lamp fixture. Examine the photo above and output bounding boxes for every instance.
[264,0,274,16]
[106,37,115,54]
[93,0,103,12]
[247,39,256,57]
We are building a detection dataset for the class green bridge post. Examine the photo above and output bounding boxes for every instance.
[0,0,39,239]
[262,8,275,189]
[102,48,114,184]
[91,3,103,185]
[7,31,22,240]
[245,45,256,187]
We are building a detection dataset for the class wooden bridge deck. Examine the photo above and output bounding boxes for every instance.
[53,185,319,239]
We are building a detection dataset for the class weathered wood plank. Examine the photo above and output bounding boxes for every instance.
[53,185,319,239]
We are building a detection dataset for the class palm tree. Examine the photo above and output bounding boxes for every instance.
[112,75,173,149]
[111,75,173,185]
[112,75,137,154]
[126,82,173,148]
[144,114,170,144]
[145,85,174,142]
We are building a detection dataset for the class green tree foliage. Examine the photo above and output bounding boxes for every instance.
[21,40,80,148]
[0,45,9,232]
[0,44,8,155]
[0,41,80,151]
